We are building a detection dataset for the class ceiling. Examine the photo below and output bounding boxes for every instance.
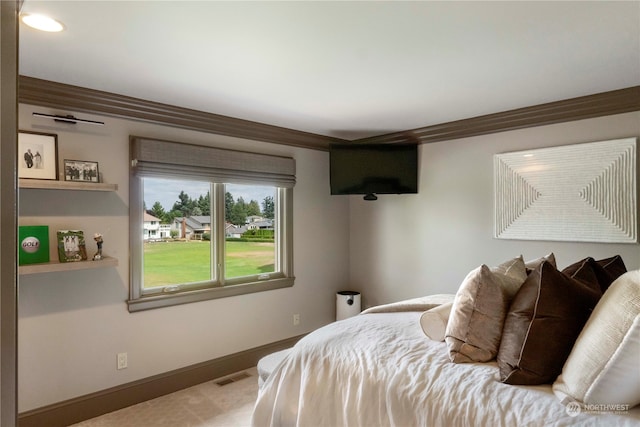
[18,1,640,141]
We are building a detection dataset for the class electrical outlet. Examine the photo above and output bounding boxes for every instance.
[117,352,128,370]
[293,314,300,326]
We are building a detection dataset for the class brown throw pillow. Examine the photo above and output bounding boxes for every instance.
[445,256,527,363]
[563,256,627,294]
[497,260,601,385]
[562,257,597,282]
[595,255,627,292]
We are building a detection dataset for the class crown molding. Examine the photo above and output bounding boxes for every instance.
[354,86,640,145]
[19,76,639,150]
[18,76,346,150]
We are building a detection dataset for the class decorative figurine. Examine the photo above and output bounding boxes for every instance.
[93,233,103,261]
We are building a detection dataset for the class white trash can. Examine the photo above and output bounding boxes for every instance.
[336,291,361,321]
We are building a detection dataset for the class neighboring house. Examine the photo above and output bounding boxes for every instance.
[171,215,212,240]
[225,222,240,238]
[143,212,162,240]
[247,219,273,230]
[226,219,273,237]
[246,215,264,223]
[158,224,171,239]
[176,217,274,239]
[144,213,171,240]
[226,223,248,238]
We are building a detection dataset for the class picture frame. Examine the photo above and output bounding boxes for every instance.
[494,137,636,243]
[56,230,87,262]
[64,159,100,183]
[18,131,58,180]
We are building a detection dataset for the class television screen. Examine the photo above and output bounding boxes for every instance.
[330,143,418,199]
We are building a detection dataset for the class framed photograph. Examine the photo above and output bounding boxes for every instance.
[64,159,100,183]
[56,230,87,262]
[18,131,58,180]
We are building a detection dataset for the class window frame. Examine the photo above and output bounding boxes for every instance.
[128,140,294,312]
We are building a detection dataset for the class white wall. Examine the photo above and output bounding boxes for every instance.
[349,112,640,309]
[17,104,350,411]
[18,106,640,412]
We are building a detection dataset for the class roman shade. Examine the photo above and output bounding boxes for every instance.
[130,136,296,187]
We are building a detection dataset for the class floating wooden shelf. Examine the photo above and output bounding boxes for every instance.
[18,179,119,275]
[19,256,119,275]
[19,179,118,192]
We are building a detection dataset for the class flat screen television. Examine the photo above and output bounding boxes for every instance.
[330,143,418,200]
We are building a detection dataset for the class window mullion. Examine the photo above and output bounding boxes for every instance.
[275,189,282,273]
[129,174,144,300]
[214,183,226,285]
[280,188,294,278]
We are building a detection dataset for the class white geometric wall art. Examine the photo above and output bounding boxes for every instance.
[494,138,637,243]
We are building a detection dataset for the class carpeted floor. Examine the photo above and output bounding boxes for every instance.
[70,367,258,427]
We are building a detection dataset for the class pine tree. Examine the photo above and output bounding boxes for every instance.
[262,196,274,219]
[247,199,261,216]
[225,192,234,221]
[197,192,211,215]
[149,201,166,221]
[229,197,247,225]
[172,191,196,216]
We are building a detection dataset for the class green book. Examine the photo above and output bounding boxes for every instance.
[18,225,50,265]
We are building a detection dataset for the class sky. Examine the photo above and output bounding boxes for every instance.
[144,177,274,212]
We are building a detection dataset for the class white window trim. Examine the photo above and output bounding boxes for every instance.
[128,137,295,312]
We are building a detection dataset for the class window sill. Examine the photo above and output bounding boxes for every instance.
[127,276,294,312]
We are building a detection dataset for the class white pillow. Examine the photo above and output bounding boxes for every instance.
[420,302,453,341]
[553,269,640,407]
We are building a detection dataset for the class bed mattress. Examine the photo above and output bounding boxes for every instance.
[252,311,640,427]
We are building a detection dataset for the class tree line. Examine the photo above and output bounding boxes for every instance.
[146,191,274,226]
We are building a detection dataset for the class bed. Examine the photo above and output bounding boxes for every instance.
[252,257,640,427]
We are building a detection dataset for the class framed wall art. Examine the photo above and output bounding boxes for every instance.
[494,137,637,243]
[64,159,100,183]
[18,131,58,180]
[56,230,88,262]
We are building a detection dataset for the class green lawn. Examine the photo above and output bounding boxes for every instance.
[143,240,275,288]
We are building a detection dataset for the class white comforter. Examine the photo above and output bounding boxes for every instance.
[252,310,640,427]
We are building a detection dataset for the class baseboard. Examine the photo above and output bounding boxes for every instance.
[18,334,303,427]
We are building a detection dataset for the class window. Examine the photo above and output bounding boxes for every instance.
[128,137,294,312]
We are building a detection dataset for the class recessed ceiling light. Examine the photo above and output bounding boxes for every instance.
[21,13,64,32]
